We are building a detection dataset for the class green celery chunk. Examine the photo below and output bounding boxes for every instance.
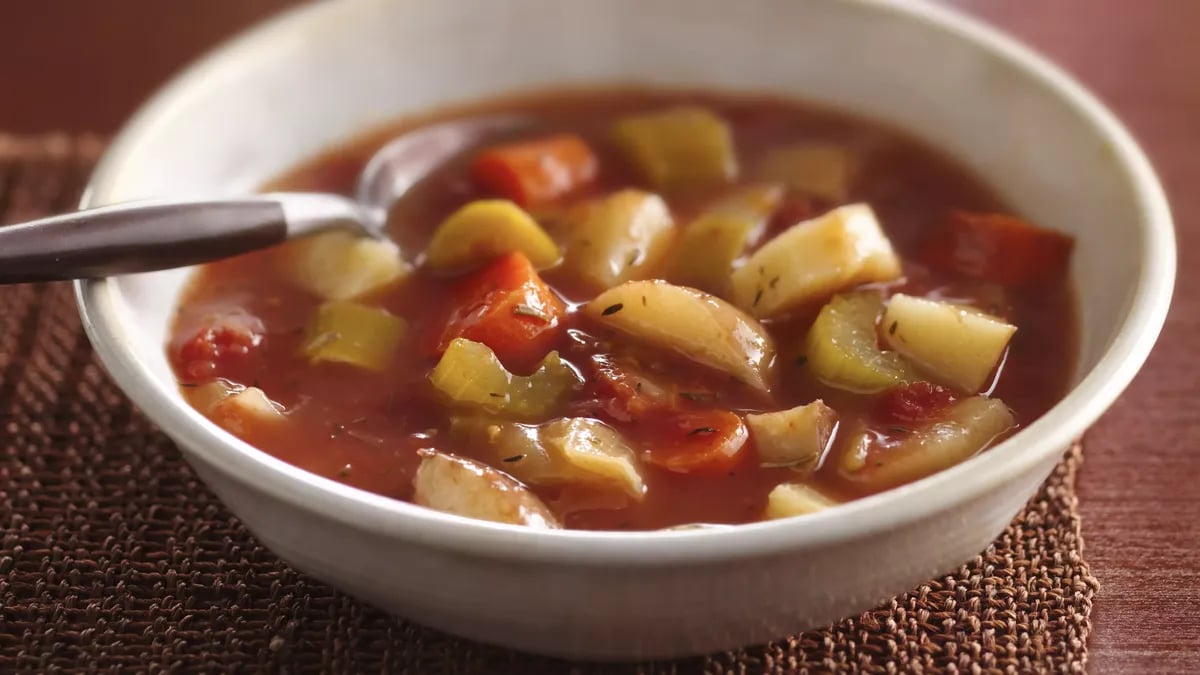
[805,291,918,393]
[430,338,580,419]
[301,301,406,371]
[612,106,738,191]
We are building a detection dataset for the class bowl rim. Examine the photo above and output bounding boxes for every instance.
[75,0,1174,565]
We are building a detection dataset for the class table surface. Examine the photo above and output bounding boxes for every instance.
[1,1,1196,671]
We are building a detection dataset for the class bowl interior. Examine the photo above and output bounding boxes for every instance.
[78,0,1172,550]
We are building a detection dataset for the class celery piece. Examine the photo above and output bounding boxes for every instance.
[881,294,1017,393]
[668,184,783,295]
[430,338,581,419]
[278,231,409,301]
[563,190,675,291]
[746,400,838,470]
[758,143,856,201]
[301,301,407,371]
[453,416,646,501]
[730,203,901,319]
[612,106,738,191]
[839,396,1015,490]
[764,483,838,520]
[425,199,561,274]
[805,292,919,393]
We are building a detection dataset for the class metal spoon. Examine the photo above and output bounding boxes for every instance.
[0,115,527,283]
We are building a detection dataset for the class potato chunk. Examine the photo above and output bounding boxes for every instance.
[746,400,838,470]
[300,301,406,371]
[425,199,561,274]
[730,203,900,319]
[584,280,776,393]
[190,380,285,435]
[563,190,675,291]
[840,396,1015,490]
[455,417,646,501]
[412,450,559,528]
[277,231,409,301]
[881,294,1017,393]
[764,483,838,520]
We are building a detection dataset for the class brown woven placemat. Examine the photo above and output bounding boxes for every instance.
[0,134,1098,674]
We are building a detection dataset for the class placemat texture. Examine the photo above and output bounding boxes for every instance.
[0,134,1099,674]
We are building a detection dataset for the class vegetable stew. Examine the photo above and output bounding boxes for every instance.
[169,88,1076,531]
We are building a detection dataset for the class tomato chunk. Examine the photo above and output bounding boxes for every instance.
[177,311,265,381]
[875,381,959,428]
[438,251,567,371]
[921,211,1074,287]
[471,134,598,207]
[642,410,749,475]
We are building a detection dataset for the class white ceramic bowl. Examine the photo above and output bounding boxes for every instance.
[74,0,1174,660]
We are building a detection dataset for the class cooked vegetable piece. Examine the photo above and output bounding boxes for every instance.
[922,211,1074,287]
[757,143,855,201]
[190,380,285,435]
[730,203,901,319]
[471,134,598,206]
[805,291,919,393]
[412,450,559,528]
[612,106,737,190]
[584,280,777,393]
[881,294,1016,393]
[278,231,409,301]
[300,301,406,371]
[438,251,567,370]
[425,200,561,274]
[840,396,1015,490]
[454,417,646,501]
[668,184,784,295]
[764,483,838,520]
[642,410,750,475]
[430,338,581,419]
[563,190,675,291]
[745,400,838,470]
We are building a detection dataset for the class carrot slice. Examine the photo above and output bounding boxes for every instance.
[642,410,749,475]
[921,211,1074,287]
[471,134,599,207]
[437,252,567,371]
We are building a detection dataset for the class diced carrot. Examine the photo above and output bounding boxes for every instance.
[471,134,599,207]
[921,211,1074,287]
[642,410,749,475]
[437,252,567,371]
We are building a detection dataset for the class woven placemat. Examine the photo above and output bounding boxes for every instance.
[0,134,1098,674]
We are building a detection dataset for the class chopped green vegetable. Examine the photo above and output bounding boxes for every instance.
[757,143,856,201]
[805,292,919,393]
[425,199,561,274]
[668,184,783,295]
[430,338,581,419]
[301,301,407,371]
[612,106,738,191]
[452,416,646,501]
[839,396,1015,490]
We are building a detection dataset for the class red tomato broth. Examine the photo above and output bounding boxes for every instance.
[168,87,1077,530]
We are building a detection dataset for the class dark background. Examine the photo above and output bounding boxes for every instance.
[1,1,1195,671]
